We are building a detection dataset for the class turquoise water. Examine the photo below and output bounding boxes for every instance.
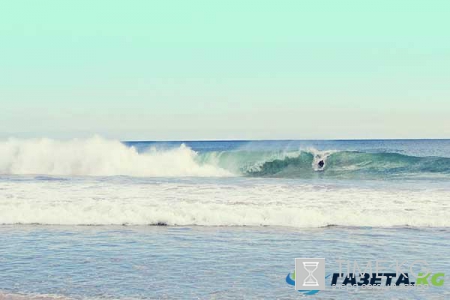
[0,139,449,299]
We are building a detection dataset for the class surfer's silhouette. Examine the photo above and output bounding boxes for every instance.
[318,160,325,168]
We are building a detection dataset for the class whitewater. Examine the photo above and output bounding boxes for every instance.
[0,137,449,228]
[1,176,449,227]
[0,137,230,177]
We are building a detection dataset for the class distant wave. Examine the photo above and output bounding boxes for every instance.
[1,137,450,179]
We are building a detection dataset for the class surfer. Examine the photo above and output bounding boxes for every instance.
[318,160,325,168]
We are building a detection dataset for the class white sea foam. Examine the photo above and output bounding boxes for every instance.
[0,291,70,300]
[307,148,338,171]
[0,178,448,227]
[0,137,231,177]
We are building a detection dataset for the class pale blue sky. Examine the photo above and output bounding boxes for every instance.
[1,1,449,140]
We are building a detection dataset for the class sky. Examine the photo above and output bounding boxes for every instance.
[1,0,449,140]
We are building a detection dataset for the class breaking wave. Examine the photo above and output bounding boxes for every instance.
[241,150,450,179]
[1,137,450,179]
[201,149,450,179]
[0,137,231,177]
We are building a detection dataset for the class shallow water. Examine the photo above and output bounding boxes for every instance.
[0,226,449,299]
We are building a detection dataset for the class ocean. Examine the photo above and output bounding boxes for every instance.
[0,138,449,299]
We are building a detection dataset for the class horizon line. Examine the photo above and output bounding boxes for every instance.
[123,138,450,142]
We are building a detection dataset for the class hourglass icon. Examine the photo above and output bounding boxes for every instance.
[302,261,319,286]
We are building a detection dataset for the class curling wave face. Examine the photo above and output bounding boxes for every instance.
[200,149,450,180]
[239,150,450,179]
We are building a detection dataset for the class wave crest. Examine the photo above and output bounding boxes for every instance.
[0,137,231,177]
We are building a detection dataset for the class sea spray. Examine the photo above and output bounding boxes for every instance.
[0,136,231,177]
